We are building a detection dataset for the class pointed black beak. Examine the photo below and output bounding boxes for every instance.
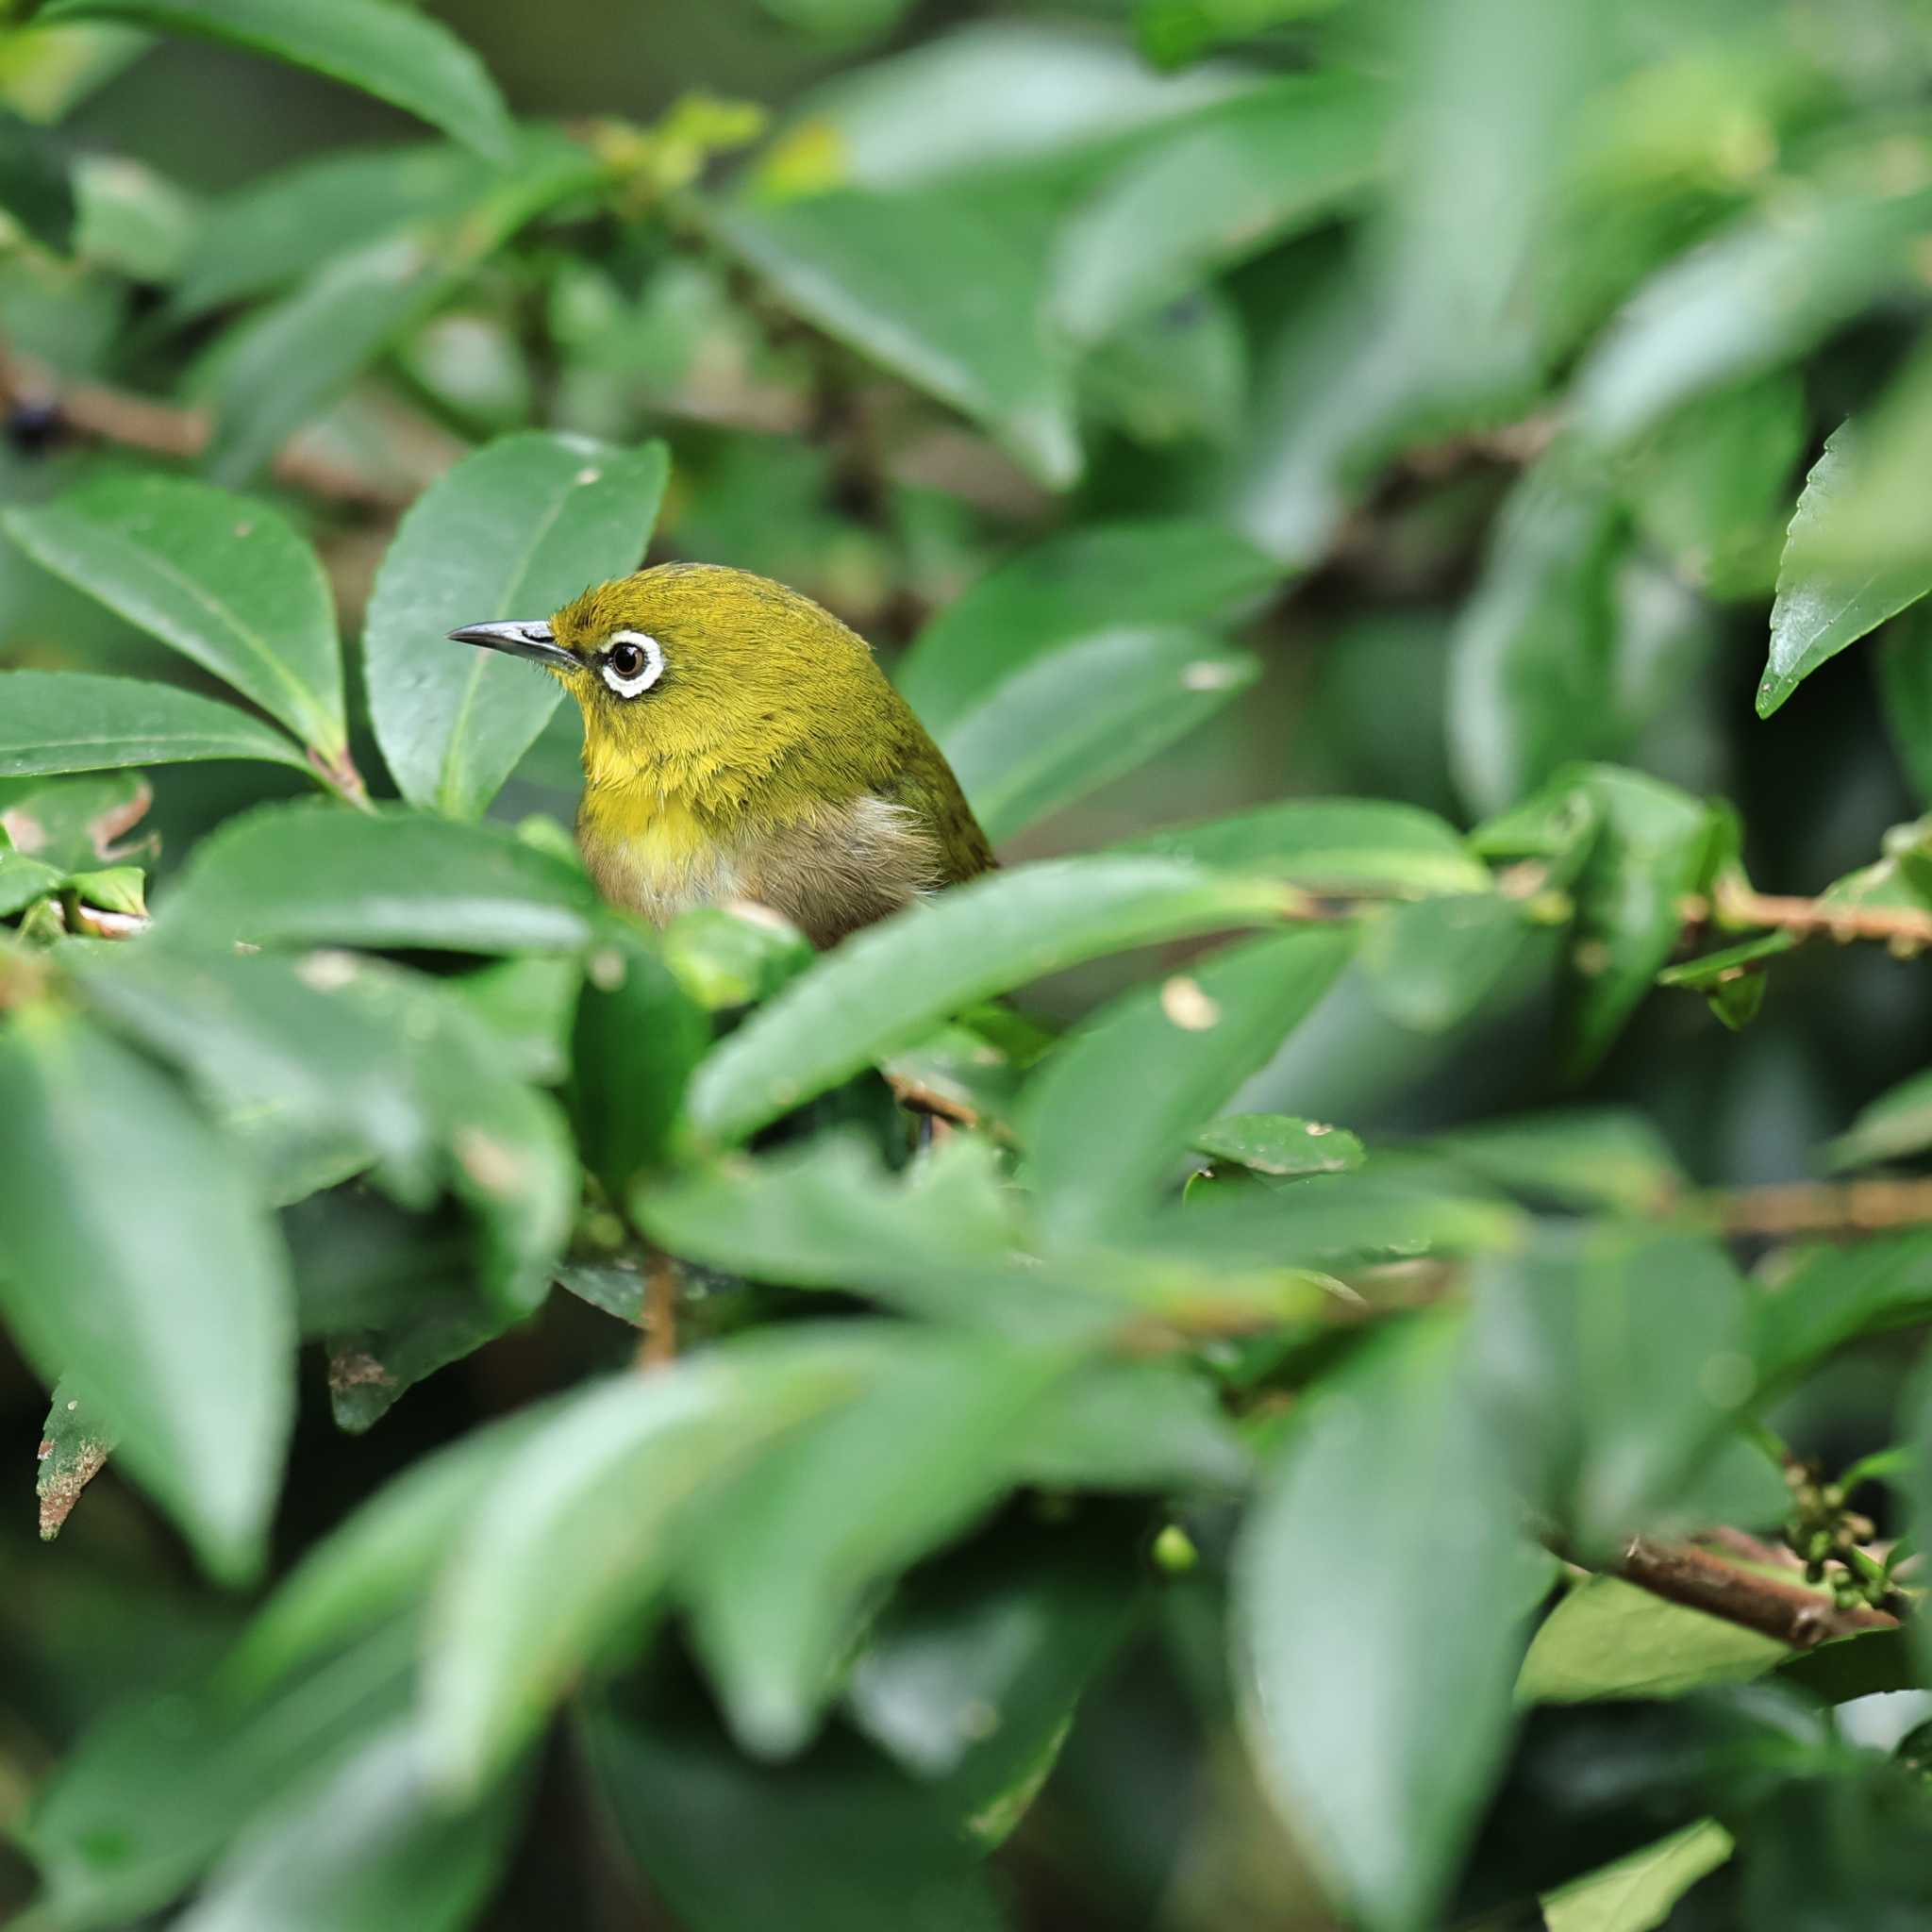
[446,619,577,670]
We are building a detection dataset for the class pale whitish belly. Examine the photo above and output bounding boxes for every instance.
[581,828,742,927]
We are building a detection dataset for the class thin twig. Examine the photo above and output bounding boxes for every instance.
[1681,877,1932,953]
[1709,1176,1932,1241]
[1612,1535,1896,1647]
[638,1251,678,1372]
[0,345,412,511]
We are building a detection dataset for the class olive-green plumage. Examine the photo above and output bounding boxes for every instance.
[449,562,993,946]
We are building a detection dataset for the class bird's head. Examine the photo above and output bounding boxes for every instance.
[449,562,891,800]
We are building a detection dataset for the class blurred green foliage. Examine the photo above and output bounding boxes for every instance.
[8,1,1932,1927]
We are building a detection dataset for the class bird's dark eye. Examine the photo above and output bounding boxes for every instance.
[608,641,645,679]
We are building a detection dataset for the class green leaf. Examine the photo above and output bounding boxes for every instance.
[1881,609,1932,808]
[571,917,711,1200]
[16,1621,417,1932]
[422,1328,882,1795]
[579,1686,1007,1932]
[231,1407,554,1692]
[0,104,75,252]
[663,902,816,1010]
[1430,1108,1687,1215]
[0,769,156,877]
[1013,1355,1249,1491]
[1051,74,1385,343]
[35,1377,116,1543]
[846,1510,1144,1816]
[1573,185,1932,448]
[897,516,1276,733]
[172,1721,529,1932]
[0,1007,294,1583]
[67,944,436,1202]
[195,139,598,485]
[1468,1228,1754,1555]
[363,432,668,818]
[1358,892,1534,1032]
[942,625,1257,842]
[708,175,1081,488]
[0,849,67,917]
[1827,1069,1932,1170]
[754,20,1249,191]
[638,1131,1329,1341]
[1757,420,1932,718]
[1235,1313,1526,1932]
[155,801,597,954]
[37,0,515,158]
[1193,1112,1363,1177]
[685,856,1294,1146]
[1753,1234,1932,1389]
[680,1331,1069,1755]
[5,474,345,757]
[0,669,308,779]
[173,141,502,317]
[1541,1821,1734,1932]
[1447,452,1623,817]
[1557,766,1713,1077]
[1114,797,1490,895]
[1024,927,1351,1242]
[1519,1577,1787,1705]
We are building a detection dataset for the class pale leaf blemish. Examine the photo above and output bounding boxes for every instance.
[575,466,603,487]
[295,949,358,992]
[327,1350,395,1395]
[588,946,626,992]
[1181,659,1241,692]
[1160,975,1221,1030]
[1573,940,1613,977]
[457,1127,525,1197]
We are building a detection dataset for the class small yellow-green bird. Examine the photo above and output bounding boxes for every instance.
[450,563,994,947]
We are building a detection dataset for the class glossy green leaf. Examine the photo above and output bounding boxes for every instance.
[754,20,1249,191]
[156,802,597,954]
[37,0,514,158]
[1024,927,1351,1241]
[231,1407,552,1692]
[1753,1233,1932,1389]
[0,104,75,251]
[1758,421,1932,718]
[1359,892,1533,1032]
[1236,1313,1526,1932]
[1519,1578,1787,1706]
[1052,74,1385,342]
[580,1687,1006,1932]
[1115,797,1490,895]
[422,1328,882,1794]
[1430,1108,1687,1215]
[942,625,1257,841]
[1193,1111,1363,1177]
[571,917,710,1199]
[173,1721,528,1932]
[1555,766,1712,1076]
[17,1622,416,1932]
[1541,1821,1734,1932]
[639,1130,1329,1341]
[0,769,156,877]
[0,670,307,779]
[68,943,435,1201]
[708,175,1081,488]
[898,516,1277,732]
[1447,453,1623,817]
[847,1509,1143,1818]
[1830,1068,1932,1171]
[1468,1228,1754,1555]
[0,1007,294,1583]
[364,432,668,818]
[173,141,501,316]
[1012,1355,1249,1491]
[1881,609,1932,807]
[5,474,344,757]
[196,140,598,485]
[686,856,1294,1145]
[1574,185,1932,448]
[681,1332,1069,1755]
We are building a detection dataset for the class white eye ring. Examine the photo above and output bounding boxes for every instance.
[600,629,663,699]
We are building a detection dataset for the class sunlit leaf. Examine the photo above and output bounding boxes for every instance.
[0,669,308,779]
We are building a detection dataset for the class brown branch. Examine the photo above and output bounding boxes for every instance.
[1680,878,1932,954]
[0,345,413,511]
[637,1251,678,1372]
[1612,1535,1896,1647]
[1709,1176,1932,1241]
